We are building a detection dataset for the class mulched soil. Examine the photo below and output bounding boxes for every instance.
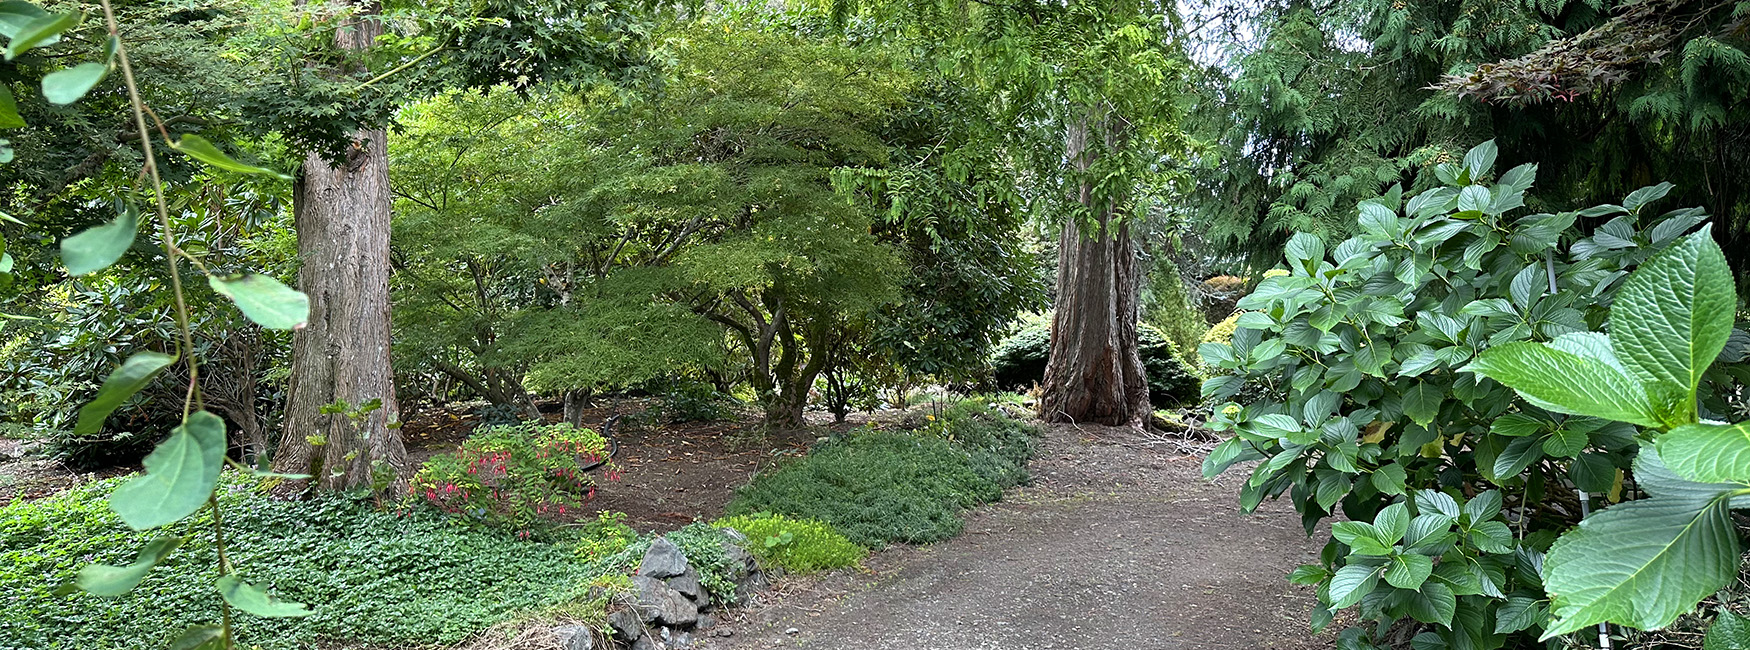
[396,399,828,531]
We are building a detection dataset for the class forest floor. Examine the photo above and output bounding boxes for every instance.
[700,422,1336,650]
[0,404,1337,649]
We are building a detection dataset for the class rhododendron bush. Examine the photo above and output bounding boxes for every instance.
[411,422,617,532]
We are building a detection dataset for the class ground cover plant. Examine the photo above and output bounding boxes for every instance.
[715,513,867,574]
[1201,142,1750,648]
[726,397,1041,548]
[0,475,613,650]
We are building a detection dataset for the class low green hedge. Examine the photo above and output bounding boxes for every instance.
[725,398,1040,548]
[0,476,611,650]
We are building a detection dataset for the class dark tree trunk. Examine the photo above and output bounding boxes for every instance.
[271,2,407,491]
[1038,111,1151,428]
[562,388,592,427]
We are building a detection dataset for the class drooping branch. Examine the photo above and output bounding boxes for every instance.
[1432,0,1742,105]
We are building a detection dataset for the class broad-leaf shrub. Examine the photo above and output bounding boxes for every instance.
[1469,228,1750,636]
[715,513,866,574]
[1200,141,1749,648]
[411,422,615,532]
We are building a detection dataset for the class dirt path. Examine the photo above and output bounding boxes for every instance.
[702,423,1333,650]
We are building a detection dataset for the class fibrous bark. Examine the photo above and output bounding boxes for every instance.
[271,2,407,491]
[1038,111,1151,428]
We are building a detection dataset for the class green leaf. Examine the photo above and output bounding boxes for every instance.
[164,625,225,650]
[1403,581,1458,626]
[1491,413,1543,437]
[1706,611,1750,650]
[1466,340,1660,428]
[41,62,106,105]
[1414,489,1460,518]
[217,575,313,617]
[1463,140,1497,180]
[1374,502,1410,543]
[1658,422,1750,483]
[0,84,24,128]
[208,273,309,330]
[73,351,175,435]
[1328,563,1380,608]
[1286,232,1325,269]
[1401,383,1441,427]
[169,134,292,180]
[1610,228,1735,423]
[1288,564,1330,585]
[1570,453,1618,493]
[109,411,225,530]
[1249,413,1304,441]
[1371,463,1408,495]
[1543,424,1590,458]
[1495,596,1545,634]
[1385,552,1434,589]
[0,1,48,38]
[1623,182,1674,212]
[1541,491,1741,636]
[73,536,185,596]
[3,10,78,60]
[61,202,138,276]
[1496,163,1537,195]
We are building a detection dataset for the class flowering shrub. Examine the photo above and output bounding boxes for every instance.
[411,422,617,532]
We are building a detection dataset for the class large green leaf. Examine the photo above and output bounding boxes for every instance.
[217,575,313,617]
[208,273,309,330]
[61,203,138,276]
[0,1,49,38]
[169,135,292,180]
[73,351,175,435]
[1466,341,1659,427]
[109,411,226,530]
[3,10,77,60]
[164,625,225,650]
[1541,451,1745,637]
[1706,611,1750,650]
[41,61,106,105]
[1659,423,1750,483]
[1609,228,1735,423]
[0,85,24,128]
[73,536,185,596]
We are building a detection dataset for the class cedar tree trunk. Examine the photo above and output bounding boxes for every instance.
[1038,110,1151,427]
[272,3,408,490]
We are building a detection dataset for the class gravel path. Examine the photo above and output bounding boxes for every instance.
[701,423,1334,650]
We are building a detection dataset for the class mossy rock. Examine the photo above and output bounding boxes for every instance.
[989,320,1200,407]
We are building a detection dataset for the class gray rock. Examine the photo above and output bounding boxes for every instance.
[553,625,595,650]
[733,569,769,604]
[632,575,698,627]
[608,608,645,641]
[638,538,689,578]
[694,614,716,631]
[671,631,692,647]
[719,527,748,545]
[629,634,661,650]
[665,568,708,608]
